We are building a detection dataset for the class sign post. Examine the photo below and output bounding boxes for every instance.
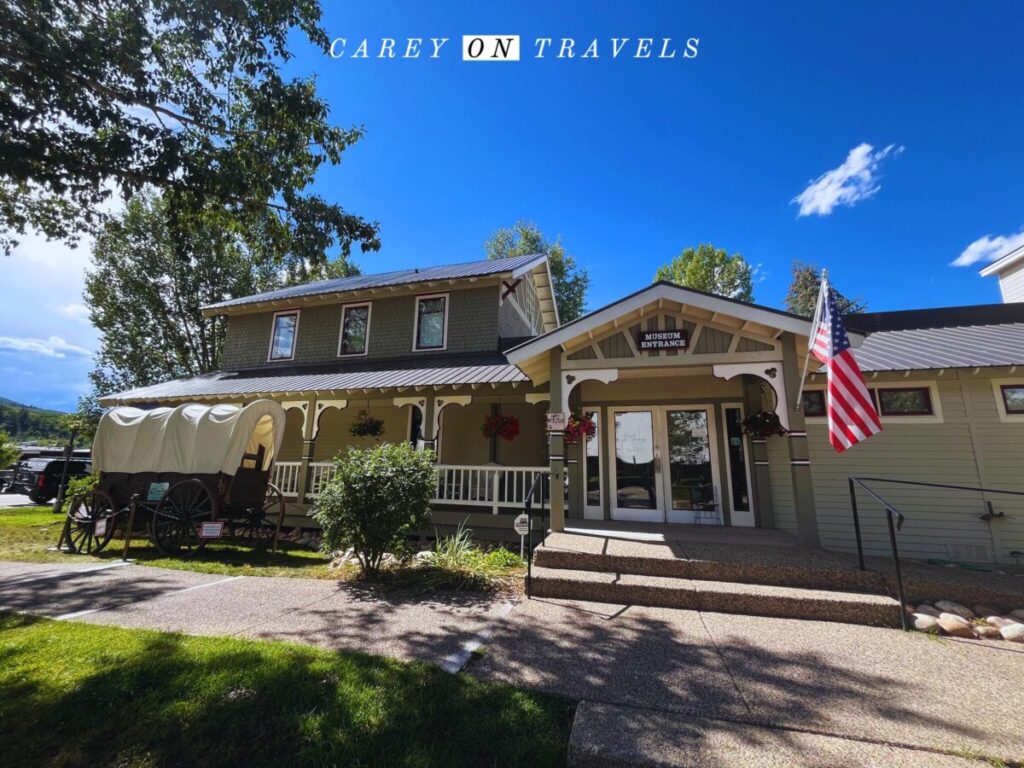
[514,513,530,558]
[545,412,566,432]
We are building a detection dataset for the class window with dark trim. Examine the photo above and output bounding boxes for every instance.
[268,311,299,361]
[415,294,447,350]
[876,387,933,416]
[339,303,371,356]
[1000,384,1024,414]
[801,391,826,417]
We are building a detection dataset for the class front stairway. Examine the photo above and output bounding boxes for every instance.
[529,529,904,627]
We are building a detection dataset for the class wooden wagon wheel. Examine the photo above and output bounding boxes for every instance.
[65,489,117,554]
[150,479,218,556]
[231,483,285,546]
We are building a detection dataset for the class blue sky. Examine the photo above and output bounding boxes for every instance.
[3,1,1023,411]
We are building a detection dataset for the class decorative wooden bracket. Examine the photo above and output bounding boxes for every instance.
[501,278,524,301]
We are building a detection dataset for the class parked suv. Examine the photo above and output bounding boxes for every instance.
[9,457,92,504]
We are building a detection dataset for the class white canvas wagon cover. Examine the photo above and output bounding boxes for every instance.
[92,400,286,476]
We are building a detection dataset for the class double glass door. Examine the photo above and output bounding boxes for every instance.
[608,406,722,523]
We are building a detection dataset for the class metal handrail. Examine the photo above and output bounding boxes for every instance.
[523,471,547,598]
[848,476,1024,632]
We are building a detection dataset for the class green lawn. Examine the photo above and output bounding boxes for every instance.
[0,505,339,579]
[0,613,573,768]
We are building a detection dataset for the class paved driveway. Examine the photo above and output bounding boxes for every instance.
[0,559,508,670]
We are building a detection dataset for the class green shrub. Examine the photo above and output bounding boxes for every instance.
[313,443,436,576]
[484,547,524,569]
[62,472,100,511]
[407,524,526,592]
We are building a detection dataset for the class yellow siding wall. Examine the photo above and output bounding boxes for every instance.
[313,404,413,461]
[437,400,547,466]
[277,408,306,461]
[806,371,1024,566]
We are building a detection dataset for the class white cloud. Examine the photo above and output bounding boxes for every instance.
[0,335,92,358]
[57,303,92,323]
[951,228,1024,267]
[792,143,903,217]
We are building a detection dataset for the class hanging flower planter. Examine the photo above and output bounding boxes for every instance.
[563,412,596,445]
[481,412,520,441]
[350,410,385,438]
[741,410,787,439]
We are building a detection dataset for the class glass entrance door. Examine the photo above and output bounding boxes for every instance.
[609,405,722,524]
[610,409,662,521]
[663,408,718,524]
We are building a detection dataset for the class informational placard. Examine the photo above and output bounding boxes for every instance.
[545,412,566,432]
[513,513,530,537]
[637,329,689,351]
[94,517,107,537]
[146,482,170,501]
[199,521,224,539]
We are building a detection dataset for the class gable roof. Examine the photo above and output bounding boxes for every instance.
[203,253,551,316]
[979,244,1024,277]
[505,281,828,367]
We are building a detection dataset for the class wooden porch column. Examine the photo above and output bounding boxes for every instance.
[742,376,775,528]
[295,396,317,504]
[547,348,566,532]
[781,333,820,548]
[421,392,436,457]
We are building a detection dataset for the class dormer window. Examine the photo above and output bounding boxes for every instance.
[339,302,371,356]
[268,310,299,361]
[414,293,448,351]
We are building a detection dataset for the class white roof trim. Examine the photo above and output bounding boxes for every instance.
[506,282,846,365]
[980,244,1024,277]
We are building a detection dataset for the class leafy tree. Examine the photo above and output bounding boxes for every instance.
[0,428,19,469]
[485,221,590,323]
[654,243,755,301]
[84,193,301,395]
[0,0,380,267]
[785,262,867,317]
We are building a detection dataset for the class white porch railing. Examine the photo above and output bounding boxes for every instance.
[434,465,550,514]
[271,461,301,498]
[306,462,335,501]
[294,462,549,513]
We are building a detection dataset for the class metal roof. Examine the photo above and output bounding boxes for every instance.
[846,303,1024,333]
[854,323,1024,372]
[101,353,529,404]
[203,253,547,313]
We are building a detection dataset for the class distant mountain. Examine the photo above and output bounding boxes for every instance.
[0,397,68,444]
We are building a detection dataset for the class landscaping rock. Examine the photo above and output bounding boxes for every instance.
[1001,623,1024,643]
[934,600,974,619]
[911,613,940,633]
[972,604,1000,618]
[1011,609,1024,622]
[972,624,1002,639]
[936,616,975,638]
[914,604,940,617]
[986,615,1014,629]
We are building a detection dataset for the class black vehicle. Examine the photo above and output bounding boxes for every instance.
[9,457,92,503]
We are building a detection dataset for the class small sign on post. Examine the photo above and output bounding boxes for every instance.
[545,412,566,432]
[146,482,170,502]
[199,521,224,539]
[514,513,530,558]
[94,517,107,538]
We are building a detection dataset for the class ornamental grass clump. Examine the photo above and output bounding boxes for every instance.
[314,443,436,576]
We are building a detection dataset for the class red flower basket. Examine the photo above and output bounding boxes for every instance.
[563,413,596,445]
[482,413,520,441]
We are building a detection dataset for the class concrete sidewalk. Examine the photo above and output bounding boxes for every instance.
[472,596,1024,765]
[0,559,507,668]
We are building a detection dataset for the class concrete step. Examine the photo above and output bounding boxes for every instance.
[528,566,902,627]
[568,701,981,768]
[533,538,887,595]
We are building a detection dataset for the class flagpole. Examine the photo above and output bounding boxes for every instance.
[794,270,827,412]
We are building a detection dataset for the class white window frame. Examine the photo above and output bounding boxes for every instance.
[413,292,449,352]
[267,309,300,362]
[720,403,755,527]
[991,378,1024,423]
[337,301,372,357]
[802,381,944,423]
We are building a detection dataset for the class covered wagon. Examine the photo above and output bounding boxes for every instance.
[62,400,288,556]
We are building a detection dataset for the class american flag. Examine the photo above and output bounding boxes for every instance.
[809,276,881,453]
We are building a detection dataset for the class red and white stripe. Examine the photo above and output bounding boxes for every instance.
[811,298,881,454]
